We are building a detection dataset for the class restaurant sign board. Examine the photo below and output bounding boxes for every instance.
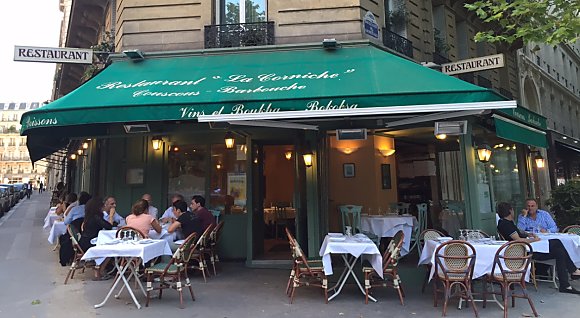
[14,46,93,64]
[441,54,504,75]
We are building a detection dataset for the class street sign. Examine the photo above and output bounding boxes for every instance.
[14,46,93,64]
[363,11,379,40]
[441,53,505,75]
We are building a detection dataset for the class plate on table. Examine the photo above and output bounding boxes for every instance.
[401,213,412,217]
[489,240,508,245]
[329,236,346,242]
[103,238,122,245]
[328,233,344,238]
[434,237,453,243]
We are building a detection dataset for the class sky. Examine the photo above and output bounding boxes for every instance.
[0,1,62,103]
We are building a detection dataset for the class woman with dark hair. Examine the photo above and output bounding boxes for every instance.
[78,197,113,252]
[496,202,580,294]
[126,199,161,237]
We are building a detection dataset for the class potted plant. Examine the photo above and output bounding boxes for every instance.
[546,181,580,229]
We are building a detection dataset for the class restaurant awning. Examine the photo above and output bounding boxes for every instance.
[493,107,548,148]
[21,41,514,161]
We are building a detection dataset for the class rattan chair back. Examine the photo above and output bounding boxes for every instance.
[116,226,146,240]
[434,240,476,280]
[383,230,404,271]
[563,225,580,235]
[492,241,532,281]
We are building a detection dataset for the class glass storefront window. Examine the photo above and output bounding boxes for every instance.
[478,143,524,212]
[168,145,207,202]
[210,144,248,214]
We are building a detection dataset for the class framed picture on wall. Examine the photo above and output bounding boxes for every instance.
[343,163,355,178]
[381,164,391,189]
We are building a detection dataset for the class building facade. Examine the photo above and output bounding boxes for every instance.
[22,0,554,263]
[0,102,46,185]
[518,41,580,200]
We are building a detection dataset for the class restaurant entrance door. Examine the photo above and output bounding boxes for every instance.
[251,143,297,261]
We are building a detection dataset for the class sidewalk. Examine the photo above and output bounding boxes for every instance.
[0,192,578,317]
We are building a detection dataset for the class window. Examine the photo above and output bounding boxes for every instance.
[219,0,266,24]
[168,145,208,202]
[210,144,247,214]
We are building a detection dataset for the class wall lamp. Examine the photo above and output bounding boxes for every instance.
[123,49,145,61]
[476,144,492,163]
[435,133,447,140]
[534,152,545,168]
[82,141,90,149]
[151,137,163,151]
[224,131,235,149]
[70,153,77,160]
[378,148,396,157]
[284,151,293,160]
[303,150,313,167]
[76,149,84,155]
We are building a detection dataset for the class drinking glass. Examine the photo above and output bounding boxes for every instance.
[458,229,466,241]
[345,226,352,237]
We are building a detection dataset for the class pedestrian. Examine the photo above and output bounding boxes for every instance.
[26,182,32,199]
[39,181,44,193]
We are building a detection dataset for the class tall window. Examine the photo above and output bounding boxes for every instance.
[220,0,266,24]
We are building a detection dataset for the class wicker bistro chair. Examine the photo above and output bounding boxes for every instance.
[284,228,324,297]
[116,226,146,240]
[207,221,225,276]
[145,232,197,308]
[287,230,328,304]
[433,240,479,318]
[363,230,405,305]
[187,224,214,282]
[562,225,580,235]
[419,229,445,293]
[64,224,92,284]
[483,241,538,318]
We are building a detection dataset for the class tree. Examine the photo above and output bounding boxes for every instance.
[465,0,580,45]
[224,0,266,24]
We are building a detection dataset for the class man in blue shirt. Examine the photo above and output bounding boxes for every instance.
[64,192,91,225]
[102,196,124,226]
[517,198,558,233]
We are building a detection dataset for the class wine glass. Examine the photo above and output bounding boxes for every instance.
[458,229,466,241]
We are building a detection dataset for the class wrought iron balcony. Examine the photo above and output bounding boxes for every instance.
[432,52,450,65]
[382,28,413,58]
[476,75,493,89]
[204,21,275,49]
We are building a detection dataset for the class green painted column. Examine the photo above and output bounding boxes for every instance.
[305,134,320,258]
[459,121,480,230]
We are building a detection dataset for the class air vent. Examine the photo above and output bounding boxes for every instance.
[434,121,467,135]
[337,128,367,140]
[123,124,150,134]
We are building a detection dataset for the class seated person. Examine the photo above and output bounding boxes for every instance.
[57,192,77,216]
[190,195,216,234]
[496,201,580,294]
[126,199,161,238]
[142,193,159,219]
[167,200,197,251]
[160,193,185,224]
[517,198,558,233]
[54,193,68,216]
[102,196,124,227]
[64,192,91,225]
[78,197,113,280]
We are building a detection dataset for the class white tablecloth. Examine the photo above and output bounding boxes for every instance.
[43,207,58,229]
[94,229,176,246]
[48,221,66,244]
[360,215,417,256]
[81,240,172,264]
[319,233,382,278]
[419,240,531,281]
[531,233,580,267]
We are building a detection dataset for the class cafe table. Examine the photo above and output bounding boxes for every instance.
[94,228,176,246]
[319,233,382,301]
[81,239,172,309]
[263,207,296,224]
[47,221,67,245]
[43,207,58,229]
[360,214,417,256]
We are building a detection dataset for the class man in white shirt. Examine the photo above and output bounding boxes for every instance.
[103,196,124,226]
[142,193,158,219]
[160,193,185,224]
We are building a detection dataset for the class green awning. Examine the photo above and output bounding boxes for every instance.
[493,115,548,148]
[21,42,512,134]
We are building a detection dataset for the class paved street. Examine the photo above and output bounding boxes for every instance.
[0,192,578,317]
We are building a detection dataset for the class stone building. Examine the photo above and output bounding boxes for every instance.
[0,102,46,185]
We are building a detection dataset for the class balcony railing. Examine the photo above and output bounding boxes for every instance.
[432,52,450,65]
[382,28,413,58]
[204,21,275,49]
[476,75,493,89]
